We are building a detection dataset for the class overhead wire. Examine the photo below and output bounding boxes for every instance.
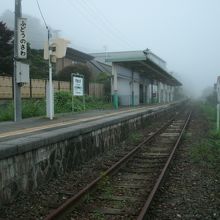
[28,0,50,49]
[79,0,135,50]
[35,0,136,51]
[80,0,137,49]
[35,0,48,29]
[66,0,133,50]
[79,0,134,49]
[66,0,122,49]
[77,0,130,49]
[64,0,115,45]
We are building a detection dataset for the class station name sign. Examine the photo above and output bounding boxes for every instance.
[18,18,27,59]
[73,76,84,96]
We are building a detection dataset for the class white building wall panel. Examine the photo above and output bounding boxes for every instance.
[118,78,131,106]
[133,72,140,82]
[116,65,132,78]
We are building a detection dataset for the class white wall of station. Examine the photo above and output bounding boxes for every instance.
[112,63,176,106]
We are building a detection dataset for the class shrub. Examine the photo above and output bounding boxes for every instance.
[22,99,45,118]
[0,101,13,121]
[0,92,113,121]
[54,91,72,113]
[54,64,92,94]
[54,91,113,113]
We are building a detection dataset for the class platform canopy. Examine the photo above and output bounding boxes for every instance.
[106,49,181,86]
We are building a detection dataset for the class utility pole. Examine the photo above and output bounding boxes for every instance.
[112,63,118,109]
[13,0,22,121]
[217,76,220,131]
[217,104,219,131]
[47,28,54,120]
[43,35,70,120]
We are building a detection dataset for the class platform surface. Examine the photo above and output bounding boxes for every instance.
[0,103,171,143]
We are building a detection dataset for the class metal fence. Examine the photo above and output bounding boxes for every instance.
[0,76,104,99]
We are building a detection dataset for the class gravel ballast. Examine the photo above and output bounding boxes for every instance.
[147,107,220,219]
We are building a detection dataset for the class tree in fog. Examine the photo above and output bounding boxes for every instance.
[0,10,47,49]
[55,64,92,94]
[27,44,48,79]
[95,72,111,96]
[0,21,13,75]
[201,86,217,106]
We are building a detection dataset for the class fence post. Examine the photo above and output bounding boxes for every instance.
[11,75,14,99]
[45,79,47,98]
[30,77,32,98]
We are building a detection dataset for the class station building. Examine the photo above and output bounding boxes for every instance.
[55,48,181,109]
[55,47,112,81]
[92,49,182,109]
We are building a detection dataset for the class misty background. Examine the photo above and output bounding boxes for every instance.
[0,0,220,98]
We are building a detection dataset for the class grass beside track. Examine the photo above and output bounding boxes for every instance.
[190,103,220,172]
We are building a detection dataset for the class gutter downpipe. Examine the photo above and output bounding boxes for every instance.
[112,63,118,109]
[151,80,154,104]
[131,69,134,106]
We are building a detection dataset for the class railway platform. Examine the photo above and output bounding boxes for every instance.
[0,103,171,142]
[0,101,184,206]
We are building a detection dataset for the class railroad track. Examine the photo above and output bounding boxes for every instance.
[45,110,191,220]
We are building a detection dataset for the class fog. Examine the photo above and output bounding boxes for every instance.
[1,0,220,98]
[0,10,47,49]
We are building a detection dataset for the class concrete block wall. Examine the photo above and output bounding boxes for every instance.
[0,103,181,206]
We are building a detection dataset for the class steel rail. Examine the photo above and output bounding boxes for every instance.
[44,115,177,220]
[137,111,192,220]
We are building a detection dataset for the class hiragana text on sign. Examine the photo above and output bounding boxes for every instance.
[18,18,27,59]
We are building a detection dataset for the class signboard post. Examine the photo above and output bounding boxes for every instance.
[71,73,85,112]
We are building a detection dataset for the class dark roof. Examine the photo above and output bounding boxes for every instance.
[106,50,181,86]
[116,60,181,86]
[66,47,94,62]
[89,60,112,74]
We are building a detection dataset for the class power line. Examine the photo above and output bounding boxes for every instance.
[76,0,133,49]
[35,0,48,29]
[75,0,127,48]
[80,0,137,49]
[66,0,115,44]
[66,0,132,50]
[35,0,136,51]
